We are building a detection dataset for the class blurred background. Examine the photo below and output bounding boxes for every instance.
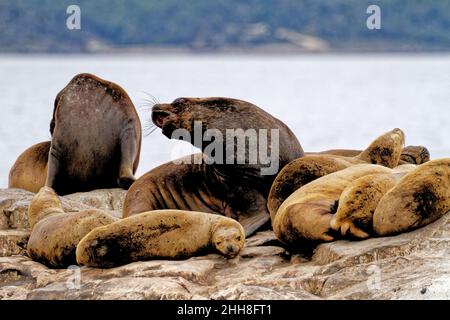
[1,0,450,186]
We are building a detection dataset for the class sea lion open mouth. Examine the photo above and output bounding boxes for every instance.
[151,105,172,128]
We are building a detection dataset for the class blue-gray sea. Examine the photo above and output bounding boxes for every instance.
[1,54,449,187]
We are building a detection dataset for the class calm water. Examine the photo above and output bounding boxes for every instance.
[1,54,449,188]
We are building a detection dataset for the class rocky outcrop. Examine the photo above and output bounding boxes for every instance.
[0,188,449,300]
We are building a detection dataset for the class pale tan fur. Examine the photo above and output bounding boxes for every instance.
[330,164,416,238]
[27,187,117,268]
[268,128,406,220]
[373,158,450,236]
[76,210,245,268]
[273,164,393,245]
[8,141,50,193]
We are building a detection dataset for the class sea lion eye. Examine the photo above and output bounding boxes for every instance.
[172,98,187,105]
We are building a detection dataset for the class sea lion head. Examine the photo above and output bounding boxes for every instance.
[28,186,64,228]
[357,128,405,168]
[211,220,245,258]
[152,97,273,142]
[400,145,430,165]
[151,97,304,187]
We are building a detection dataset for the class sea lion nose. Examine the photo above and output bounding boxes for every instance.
[152,104,162,111]
[151,105,173,128]
[226,244,239,256]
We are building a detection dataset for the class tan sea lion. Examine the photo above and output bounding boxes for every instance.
[76,210,245,268]
[123,97,304,236]
[27,187,117,268]
[373,158,450,236]
[310,145,429,165]
[330,164,416,238]
[268,128,407,219]
[272,164,396,246]
[8,141,50,193]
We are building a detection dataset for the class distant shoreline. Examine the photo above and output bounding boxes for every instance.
[2,50,450,58]
[2,43,450,56]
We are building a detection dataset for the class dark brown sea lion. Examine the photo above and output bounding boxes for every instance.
[8,141,50,193]
[123,97,304,236]
[45,73,142,195]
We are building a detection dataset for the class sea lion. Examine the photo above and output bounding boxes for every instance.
[76,210,245,268]
[123,97,304,236]
[8,141,50,193]
[27,187,117,268]
[373,158,450,236]
[272,164,396,246]
[268,128,408,219]
[330,164,416,238]
[310,145,430,165]
[43,73,142,195]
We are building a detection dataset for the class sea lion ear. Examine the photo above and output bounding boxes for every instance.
[50,119,55,135]
[172,98,188,105]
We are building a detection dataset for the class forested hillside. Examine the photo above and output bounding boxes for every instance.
[1,0,450,52]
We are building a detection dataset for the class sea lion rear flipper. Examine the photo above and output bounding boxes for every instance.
[239,211,270,237]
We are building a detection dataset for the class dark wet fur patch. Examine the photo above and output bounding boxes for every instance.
[329,200,339,214]
[87,223,182,267]
[369,146,393,164]
[413,185,438,219]
[88,234,145,268]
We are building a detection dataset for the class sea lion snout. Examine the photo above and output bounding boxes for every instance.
[151,104,174,128]
[211,223,245,258]
[391,128,405,145]
[224,244,241,258]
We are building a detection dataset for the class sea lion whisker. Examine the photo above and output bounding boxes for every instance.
[143,122,159,137]
[140,91,161,105]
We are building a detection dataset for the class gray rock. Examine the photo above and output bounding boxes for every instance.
[0,229,29,256]
[0,188,124,229]
[0,188,449,300]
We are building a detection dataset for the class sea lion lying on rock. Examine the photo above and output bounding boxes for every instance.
[76,210,245,268]
[274,158,450,247]
[9,73,142,195]
[27,187,117,268]
[9,141,50,193]
[273,164,397,245]
[268,128,425,219]
[330,164,416,238]
[373,158,450,236]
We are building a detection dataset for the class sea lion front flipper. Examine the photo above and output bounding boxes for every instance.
[238,211,270,237]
